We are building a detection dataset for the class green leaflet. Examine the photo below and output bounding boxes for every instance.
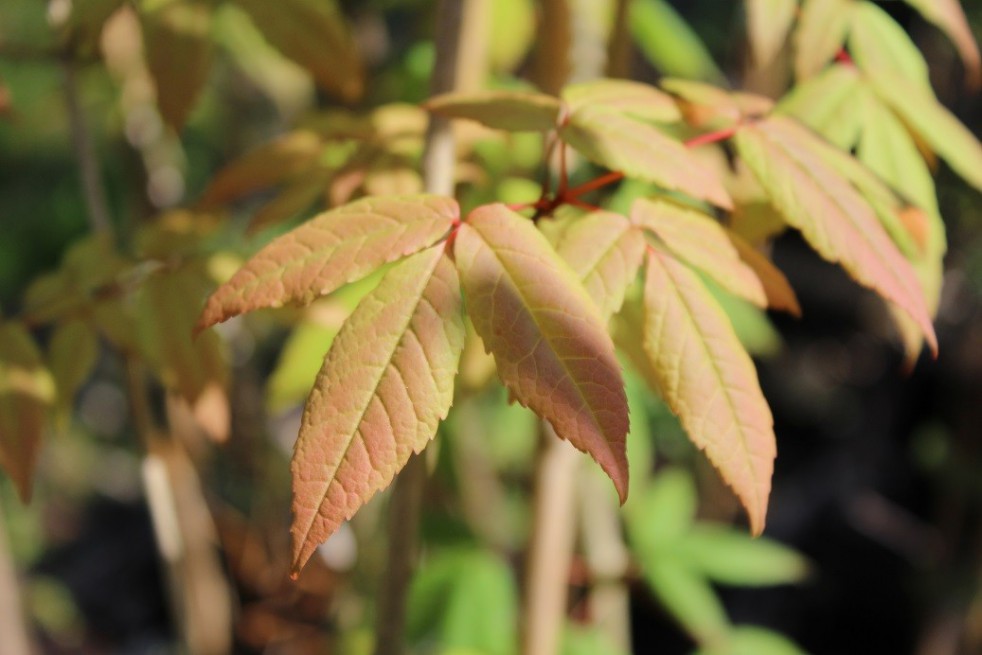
[776,64,865,151]
[849,1,932,92]
[629,0,726,84]
[745,0,798,68]
[794,0,855,80]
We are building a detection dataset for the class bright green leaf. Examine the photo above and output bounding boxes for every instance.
[197,195,458,330]
[849,1,931,92]
[290,247,466,573]
[746,0,798,68]
[794,0,855,80]
[48,319,99,416]
[624,467,696,545]
[562,78,681,124]
[630,0,726,83]
[455,204,630,501]
[642,560,731,646]
[776,64,865,150]
[676,524,809,586]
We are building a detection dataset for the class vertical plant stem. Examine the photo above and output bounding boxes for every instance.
[372,2,468,654]
[63,60,113,238]
[521,423,581,655]
[0,502,33,655]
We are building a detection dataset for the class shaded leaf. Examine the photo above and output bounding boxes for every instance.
[408,548,518,655]
[266,313,340,413]
[199,130,324,207]
[561,106,732,209]
[425,90,563,132]
[903,0,981,88]
[624,467,696,543]
[643,247,775,534]
[455,204,629,500]
[630,0,725,83]
[734,117,938,353]
[247,165,333,235]
[694,626,809,655]
[0,321,55,501]
[849,1,931,92]
[197,195,458,330]
[633,198,767,308]
[662,78,773,129]
[676,525,810,586]
[746,0,798,68]
[141,0,214,130]
[291,247,465,572]
[870,72,982,192]
[561,78,680,123]
[794,0,855,80]
[640,561,730,645]
[48,319,99,416]
[554,211,645,320]
[233,0,363,101]
[727,234,801,317]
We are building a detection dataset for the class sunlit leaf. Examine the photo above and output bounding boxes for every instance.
[902,0,981,88]
[233,0,363,101]
[48,319,99,416]
[0,321,55,501]
[291,247,465,573]
[198,130,324,207]
[746,0,798,68]
[197,195,458,330]
[734,117,938,353]
[643,247,775,534]
[630,0,726,83]
[676,525,810,586]
[141,0,213,130]
[455,204,630,501]
[561,79,681,123]
[561,106,732,209]
[849,1,931,92]
[870,72,982,192]
[554,211,645,320]
[490,0,535,73]
[662,78,773,129]
[794,0,855,80]
[425,90,563,132]
[632,198,767,308]
[776,64,865,150]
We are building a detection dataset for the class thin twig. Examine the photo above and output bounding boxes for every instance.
[63,59,113,237]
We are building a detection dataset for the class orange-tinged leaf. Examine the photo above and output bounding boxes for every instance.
[727,233,802,317]
[141,0,213,130]
[454,204,630,501]
[290,247,465,573]
[794,0,855,80]
[561,79,681,123]
[735,117,938,354]
[199,130,324,207]
[553,212,646,320]
[233,0,363,101]
[642,247,775,534]
[197,195,458,330]
[561,106,732,209]
[0,321,55,501]
[632,198,767,309]
[662,78,773,129]
[903,0,981,88]
[425,90,563,132]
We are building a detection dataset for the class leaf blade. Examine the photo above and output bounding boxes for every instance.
[455,204,630,500]
[425,90,563,132]
[197,195,458,330]
[643,247,775,534]
[290,247,465,572]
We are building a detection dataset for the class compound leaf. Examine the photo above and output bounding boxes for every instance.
[776,63,865,150]
[746,0,798,68]
[290,247,465,573]
[902,0,981,88]
[0,321,55,502]
[554,211,645,320]
[643,247,775,534]
[734,117,938,353]
[561,78,680,123]
[561,106,732,209]
[849,1,931,91]
[197,195,458,330]
[455,204,629,501]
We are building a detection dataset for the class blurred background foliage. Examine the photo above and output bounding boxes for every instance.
[0,1,981,654]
